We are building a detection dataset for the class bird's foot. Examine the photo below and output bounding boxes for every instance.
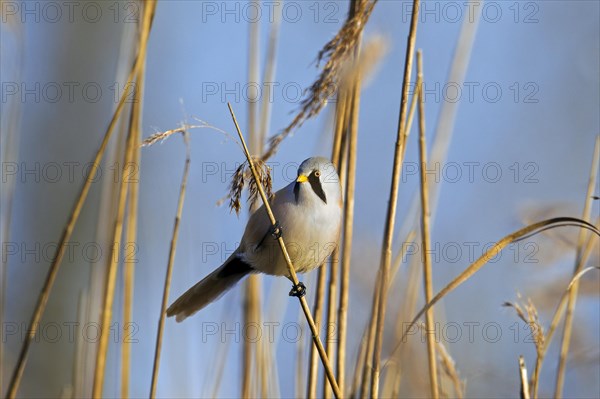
[270,221,282,239]
[289,282,306,298]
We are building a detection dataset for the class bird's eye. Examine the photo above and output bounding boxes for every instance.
[314,170,321,177]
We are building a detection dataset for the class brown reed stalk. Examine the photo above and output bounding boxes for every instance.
[307,266,327,399]
[416,50,439,399]
[243,3,262,394]
[72,291,87,397]
[92,3,156,397]
[6,4,156,397]
[369,1,422,396]
[256,9,283,395]
[391,243,421,397]
[296,309,306,399]
[554,135,600,398]
[307,81,348,399]
[350,329,368,397]
[361,75,421,399]
[120,44,145,399]
[323,117,350,399]
[0,17,23,396]
[336,2,365,394]
[228,103,342,398]
[336,81,360,399]
[92,94,138,399]
[149,131,191,398]
[519,356,531,399]
[323,160,343,399]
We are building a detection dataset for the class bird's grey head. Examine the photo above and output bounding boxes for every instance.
[294,157,340,204]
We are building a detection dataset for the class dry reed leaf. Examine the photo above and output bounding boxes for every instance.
[388,217,600,366]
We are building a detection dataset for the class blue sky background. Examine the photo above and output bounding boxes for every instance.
[2,1,599,397]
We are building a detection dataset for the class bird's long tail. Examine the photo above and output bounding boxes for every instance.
[166,255,253,322]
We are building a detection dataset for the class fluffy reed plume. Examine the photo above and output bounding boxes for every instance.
[227,160,273,215]
[504,296,545,354]
[261,0,377,160]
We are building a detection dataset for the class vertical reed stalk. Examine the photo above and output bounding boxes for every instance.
[243,3,262,395]
[323,219,339,399]
[360,27,422,399]
[92,98,137,399]
[92,3,155,397]
[307,267,327,399]
[519,356,531,399]
[369,1,421,397]
[120,45,145,399]
[416,50,439,399]
[337,68,362,399]
[307,86,348,399]
[228,103,341,398]
[336,1,365,393]
[150,133,191,398]
[554,136,599,397]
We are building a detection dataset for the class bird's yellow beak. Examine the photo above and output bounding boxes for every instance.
[296,174,308,183]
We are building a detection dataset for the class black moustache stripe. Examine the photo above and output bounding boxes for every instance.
[294,181,300,203]
[308,173,327,204]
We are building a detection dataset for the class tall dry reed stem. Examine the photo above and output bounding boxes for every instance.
[0,17,24,396]
[243,4,262,395]
[307,89,347,398]
[361,76,420,399]
[554,135,600,398]
[307,267,327,399]
[6,4,156,397]
[92,5,155,396]
[92,91,137,399]
[519,356,530,399]
[150,132,191,399]
[228,103,342,398]
[323,115,352,398]
[121,44,145,399]
[336,77,360,399]
[336,2,365,395]
[416,50,439,399]
[369,0,421,396]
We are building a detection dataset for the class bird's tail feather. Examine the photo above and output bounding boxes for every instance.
[166,255,253,322]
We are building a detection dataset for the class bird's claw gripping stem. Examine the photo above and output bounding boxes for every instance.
[289,282,306,298]
[270,221,282,239]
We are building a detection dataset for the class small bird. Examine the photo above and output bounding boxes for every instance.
[167,157,343,322]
